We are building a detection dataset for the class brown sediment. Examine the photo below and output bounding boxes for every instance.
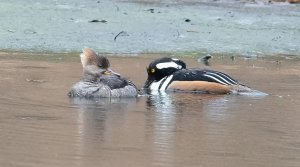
[0,51,300,167]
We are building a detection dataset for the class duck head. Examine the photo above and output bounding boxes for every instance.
[144,57,186,89]
[80,48,119,80]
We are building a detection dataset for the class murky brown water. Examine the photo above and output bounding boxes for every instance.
[0,52,300,167]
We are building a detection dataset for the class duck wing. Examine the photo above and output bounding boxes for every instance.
[99,75,136,90]
[171,69,238,85]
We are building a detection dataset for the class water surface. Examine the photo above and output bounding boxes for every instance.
[0,52,300,167]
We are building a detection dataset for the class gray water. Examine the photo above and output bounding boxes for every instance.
[1,0,300,55]
[0,53,299,167]
[1,0,300,166]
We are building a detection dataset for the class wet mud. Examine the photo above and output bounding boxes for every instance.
[1,0,300,55]
[0,52,299,167]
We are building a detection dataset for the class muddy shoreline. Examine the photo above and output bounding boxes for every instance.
[1,0,300,56]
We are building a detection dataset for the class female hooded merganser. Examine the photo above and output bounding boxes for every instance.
[68,48,138,98]
[144,57,255,94]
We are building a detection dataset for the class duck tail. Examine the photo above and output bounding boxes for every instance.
[230,84,268,96]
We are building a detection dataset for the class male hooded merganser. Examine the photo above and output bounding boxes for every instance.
[68,48,138,98]
[144,57,253,94]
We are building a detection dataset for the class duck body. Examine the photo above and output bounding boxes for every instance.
[69,77,138,98]
[68,48,138,98]
[144,57,252,94]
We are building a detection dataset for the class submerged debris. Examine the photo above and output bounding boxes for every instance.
[198,54,213,66]
[7,29,15,33]
[185,19,191,22]
[26,78,46,83]
[114,31,129,41]
[230,56,235,61]
[24,29,37,34]
[145,9,155,13]
[88,19,107,23]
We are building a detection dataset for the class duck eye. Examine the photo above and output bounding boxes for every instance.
[151,68,155,73]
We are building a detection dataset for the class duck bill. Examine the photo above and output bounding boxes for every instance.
[144,76,154,89]
[107,68,120,76]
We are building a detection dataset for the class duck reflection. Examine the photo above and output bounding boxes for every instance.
[145,91,233,166]
[70,97,138,136]
[146,91,231,113]
[145,91,269,165]
[68,92,265,166]
[69,97,138,160]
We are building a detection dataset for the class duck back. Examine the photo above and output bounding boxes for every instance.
[68,74,138,98]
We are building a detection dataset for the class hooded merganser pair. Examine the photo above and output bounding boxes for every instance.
[68,48,138,98]
[69,51,262,98]
[144,57,253,94]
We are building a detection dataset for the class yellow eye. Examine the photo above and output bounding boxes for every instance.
[151,68,155,73]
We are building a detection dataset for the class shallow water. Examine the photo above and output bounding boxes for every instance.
[0,52,300,167]
[1,0,300,55]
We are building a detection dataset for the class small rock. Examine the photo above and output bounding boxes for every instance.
[145,9,155,13]
[89,19,107,23]
[24,29,37,34]
[185,19,191,22]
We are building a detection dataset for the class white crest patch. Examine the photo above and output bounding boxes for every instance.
[156,62,182,70]
[80,53,87,68]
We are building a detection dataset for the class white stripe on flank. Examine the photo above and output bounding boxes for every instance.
[203,74,228,85]
[156,62,182,69]
[214,72,237,84]
[160,75,173,90]
[206,72,234,85]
